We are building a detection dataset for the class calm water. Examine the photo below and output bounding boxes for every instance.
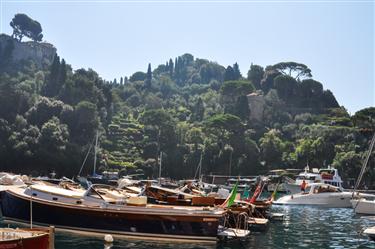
[53,206,375,249]
[3,206,375,249]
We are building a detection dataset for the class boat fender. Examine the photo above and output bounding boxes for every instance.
[104,234,114,243]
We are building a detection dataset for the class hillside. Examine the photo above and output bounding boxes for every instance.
[0,32,374,186]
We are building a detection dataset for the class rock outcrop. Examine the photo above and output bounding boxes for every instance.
[247,91,266,122]
[0,34,56,68]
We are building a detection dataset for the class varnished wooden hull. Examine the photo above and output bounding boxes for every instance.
[0,190,221,242]
[0,229,50,249]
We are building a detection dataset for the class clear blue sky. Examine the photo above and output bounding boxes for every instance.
[1,0,374,114]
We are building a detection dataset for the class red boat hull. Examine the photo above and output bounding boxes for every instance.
[0,232,49,249]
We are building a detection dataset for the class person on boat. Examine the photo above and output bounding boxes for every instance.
[300,180,307,193]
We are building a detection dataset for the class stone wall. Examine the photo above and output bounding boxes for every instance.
[0,34,56,68]
[247,92,266,122]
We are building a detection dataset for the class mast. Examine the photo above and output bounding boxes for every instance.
[198,151,203,181]
[158,151,162,184]
[93,130,99,176]
[353,132,375,193]
[229,149,233,176]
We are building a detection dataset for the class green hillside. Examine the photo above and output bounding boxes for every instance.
[0,14,374,186]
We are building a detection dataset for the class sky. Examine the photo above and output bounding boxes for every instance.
[0,0,374,114]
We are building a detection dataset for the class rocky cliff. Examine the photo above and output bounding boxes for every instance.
[0,34,56,68]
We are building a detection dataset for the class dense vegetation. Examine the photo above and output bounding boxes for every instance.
[0,14,374,187]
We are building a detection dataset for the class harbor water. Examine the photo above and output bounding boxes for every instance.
[50,206,375,249]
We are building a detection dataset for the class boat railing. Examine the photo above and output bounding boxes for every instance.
[236,212,249,232]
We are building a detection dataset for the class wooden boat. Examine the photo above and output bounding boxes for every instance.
[0,185,226,243]
[0,227,54,249]
[145,184,230,207]
[248,217,269,232]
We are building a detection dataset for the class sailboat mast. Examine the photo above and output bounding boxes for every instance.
[198,151,203,181]
[93,131,99,176]
[354,132,375,192]
[158,151,162,184]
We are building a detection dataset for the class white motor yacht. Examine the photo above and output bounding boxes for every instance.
[284,167,343,194]
[274,183,353,208]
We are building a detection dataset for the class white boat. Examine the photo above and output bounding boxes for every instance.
[351,198,375,215]
[274,183,353,208]
[350,133,375,215]
[265,169,289,193]
[364,226,375,241]
[284,166,343,194]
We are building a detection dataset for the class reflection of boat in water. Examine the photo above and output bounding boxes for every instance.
[0,185,226,243]
[0,227,53,249]
[284,166,343,194]
[274,183,354,208]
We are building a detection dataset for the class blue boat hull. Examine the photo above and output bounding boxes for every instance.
[0,190,220,242]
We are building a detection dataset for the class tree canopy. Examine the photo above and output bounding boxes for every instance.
[10,13,43,42]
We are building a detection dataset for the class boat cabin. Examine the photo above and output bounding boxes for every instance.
[295,167,343,189]
[307,183,342,195]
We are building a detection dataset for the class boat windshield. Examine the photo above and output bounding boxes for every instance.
[296,176,316,181]
[314,185,341,194]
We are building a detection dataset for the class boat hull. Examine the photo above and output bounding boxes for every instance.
[274,192,353,208]
[0,190,220,242]
[0,228,50,249]
[351,199,375,215]
[364,226,375,241]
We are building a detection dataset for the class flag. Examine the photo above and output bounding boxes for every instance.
[220,181,238,208]
[269,183,279,202]
[242,185,250,200]
[249,181,263,204]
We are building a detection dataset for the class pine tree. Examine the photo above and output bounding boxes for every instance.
[233,62,242,80]
[169,58,174,76]
[120,77,123,85]
[145,63,152,89]
[43,54,61,97]
[235,95,250,121]
[192,97,205,122]
[59,59,67,84]
[174,58,178,78]
[224,66,235,81]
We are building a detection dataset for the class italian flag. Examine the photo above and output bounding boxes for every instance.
[220,181,238,208]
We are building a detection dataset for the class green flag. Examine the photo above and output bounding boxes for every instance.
[227,181,238,208]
